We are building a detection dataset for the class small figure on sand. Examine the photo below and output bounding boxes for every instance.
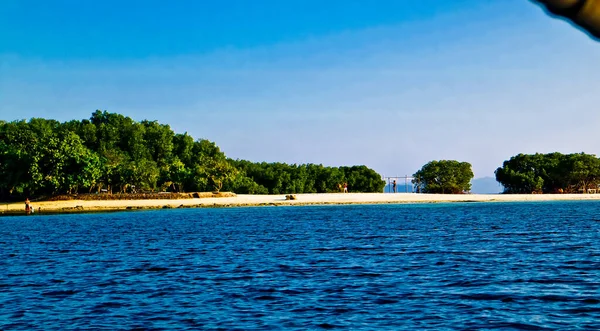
[343,182,348,193]
[338,183,343,192]
[392,180,397,193]
[25,198,31,215]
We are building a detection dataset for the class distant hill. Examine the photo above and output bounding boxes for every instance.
[471,177,502,194]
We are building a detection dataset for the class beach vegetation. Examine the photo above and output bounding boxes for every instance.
[0,111,386,200]
[495,152,600,194]
[412,160,474,194]
[226,161,385,194]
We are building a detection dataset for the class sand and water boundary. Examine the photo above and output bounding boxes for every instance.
[3,193,600,216]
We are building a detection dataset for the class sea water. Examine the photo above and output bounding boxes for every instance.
[1,201,599,330]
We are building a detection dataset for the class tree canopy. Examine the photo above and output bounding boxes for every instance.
[412,160,474,194]
[495,152,600,194]
[0,111,385,200]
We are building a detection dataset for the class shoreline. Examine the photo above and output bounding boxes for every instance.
[2,193,600,216]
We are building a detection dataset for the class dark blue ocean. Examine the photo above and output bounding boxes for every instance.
[1,201,600,330]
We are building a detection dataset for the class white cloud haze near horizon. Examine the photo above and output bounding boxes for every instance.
[1,1,600,179]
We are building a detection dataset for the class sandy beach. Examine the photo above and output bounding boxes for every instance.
[2,192,600,216]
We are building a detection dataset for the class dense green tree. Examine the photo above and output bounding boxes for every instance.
[173,133,195,167]
[229,161,384,194]
[495,152,600,194]
[0,111,386,200]
[495,154,545,193]
[564,153,600,192]
[222,173,269,194]
[412,160,474,194]
[341,165,386,193]
[160,158,189,192]
[0,122,31,197]
[141,120,174,165]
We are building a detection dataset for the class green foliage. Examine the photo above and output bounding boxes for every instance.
[0,111,386,200]
[412,160,474,194]
[341,165,386,193]
[229,161,385,194]
[495,152,600,193]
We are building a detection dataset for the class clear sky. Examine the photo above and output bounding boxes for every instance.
[1,0,599,178]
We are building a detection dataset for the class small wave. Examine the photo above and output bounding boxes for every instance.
[533,295,574,302]
[443,280,491,288]
[1,322,35,330]
[84,259,123,263]
[350,246,379,251]
[362,235,389,239]
[562,307,600,314]
[355,272,383,278]
[10,310,26,318]
[311,247,350,252]
[117,266,171,274]
[331,265,365,271]
[403,250,438,255]
[212,275,254,281]
[469,322,552,330]
[374,298,399,304]
[22,283,46,288]
[96,280,119,287]
[459,293,516,302]
[524,278,579,285]
[93,301,128,309]
[143,316,172,322]
[291,306,326,313]
[332,307,353,314]
[316,323,342,329]
[148,291,170,298]
[280,289,305,295]
[255,295,279,301]
[41,289,77,297]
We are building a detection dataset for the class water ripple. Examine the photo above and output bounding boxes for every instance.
[1,201,600,330]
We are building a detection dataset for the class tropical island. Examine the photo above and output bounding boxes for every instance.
[0,111,384,199]
[2,111,600,215]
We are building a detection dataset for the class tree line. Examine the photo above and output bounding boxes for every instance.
[411,152,600,194]
[0,111,385,200]
[495,152,600,194]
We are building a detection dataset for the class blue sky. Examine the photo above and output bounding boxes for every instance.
[1,0,599,178]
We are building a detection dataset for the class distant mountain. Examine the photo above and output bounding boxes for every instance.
[471,177,502,194]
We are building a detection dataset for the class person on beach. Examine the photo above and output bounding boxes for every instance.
[392,180,397,193]
[25,198,31,215]
[338,183,343,192]
[343,182,348,193]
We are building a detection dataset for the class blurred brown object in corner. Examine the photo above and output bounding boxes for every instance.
[534,0,600,39]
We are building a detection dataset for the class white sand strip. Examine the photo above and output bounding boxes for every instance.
[2,193,600,215]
